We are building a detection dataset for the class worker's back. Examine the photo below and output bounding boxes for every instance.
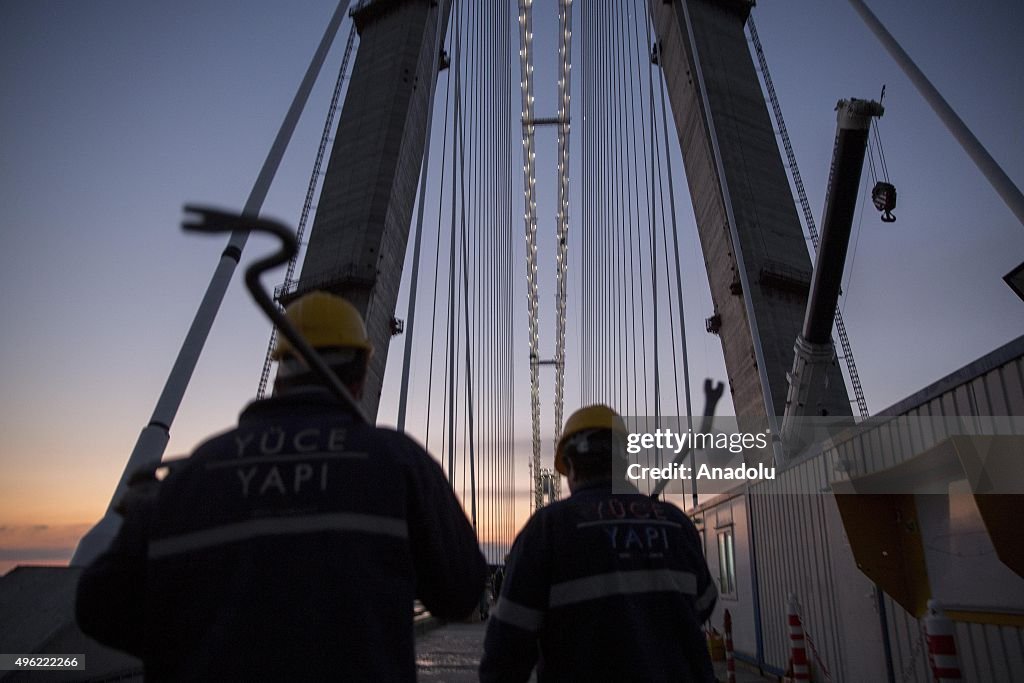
[78,390,486,681]
[482,481,717,682]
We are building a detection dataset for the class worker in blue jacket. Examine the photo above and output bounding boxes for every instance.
[480,404,717,682]
[77,291,486,681]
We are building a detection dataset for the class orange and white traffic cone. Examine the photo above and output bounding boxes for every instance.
[788,593,811,681]
[724,609,736,683]
[925,600,962,682]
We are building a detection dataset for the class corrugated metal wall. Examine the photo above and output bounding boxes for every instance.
[747,457,876,680]
[954,620,1024,681]
[840,348,1024,681]
[883,595,930,682]
[873,349,1024,681]
[883,595,1024,681]
[711,339,1024,681]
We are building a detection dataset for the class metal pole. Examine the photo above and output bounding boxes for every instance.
[848,0,1024,228]
[71,0,350,567]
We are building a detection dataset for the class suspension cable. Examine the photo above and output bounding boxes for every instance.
[395,0,450,429]
[423,23,455,452]
[619,2,642,421]
[447,1,464,483]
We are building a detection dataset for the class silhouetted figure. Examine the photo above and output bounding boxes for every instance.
[77,291,486,680]
[480,404,717,682]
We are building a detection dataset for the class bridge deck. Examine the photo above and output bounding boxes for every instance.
[416,620,489,681]
[415,619,775,682]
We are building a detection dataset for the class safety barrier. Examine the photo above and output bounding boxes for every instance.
[787,594,811,681]
[925,600,963,682]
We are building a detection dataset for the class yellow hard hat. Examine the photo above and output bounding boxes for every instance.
[554,404,626,475]
[272,291,374,360]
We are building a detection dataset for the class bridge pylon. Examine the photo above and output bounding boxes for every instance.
[648,0,853,435]
[287,0,453,421]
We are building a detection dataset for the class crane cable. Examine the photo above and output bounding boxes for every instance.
[257,20,358,399]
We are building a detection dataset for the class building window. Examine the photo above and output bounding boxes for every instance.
[717,526,737,599]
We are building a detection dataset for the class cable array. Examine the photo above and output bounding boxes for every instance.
[575,0,698,500]
[251,0,888,556]
[404,0,518,563]
[273,0,521,563]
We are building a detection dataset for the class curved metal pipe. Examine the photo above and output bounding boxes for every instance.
[182,206,368,424]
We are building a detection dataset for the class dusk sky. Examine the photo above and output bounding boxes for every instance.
[1,0,1022,574]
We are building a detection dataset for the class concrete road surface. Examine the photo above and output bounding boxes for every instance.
[416,619,778,682]
[416,620,490,682]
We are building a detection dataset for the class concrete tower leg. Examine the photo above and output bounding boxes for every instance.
[648,0,852,427]
[295,0,452,420]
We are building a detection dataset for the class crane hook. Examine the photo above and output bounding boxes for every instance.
[871,181,897,223]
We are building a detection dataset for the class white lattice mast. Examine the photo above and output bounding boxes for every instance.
[551,0,573,503]
[516,0,542,512]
